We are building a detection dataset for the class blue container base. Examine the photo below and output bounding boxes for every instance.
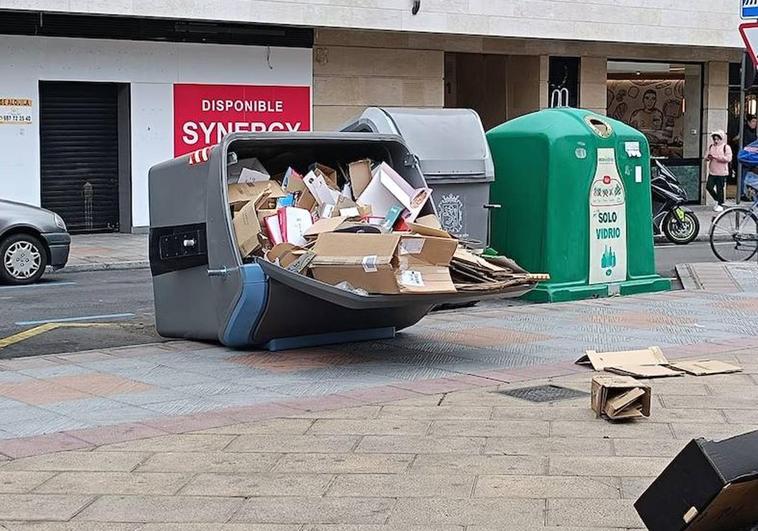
[263,327,397,351]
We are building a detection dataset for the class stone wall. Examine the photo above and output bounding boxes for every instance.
[6,0,742,49]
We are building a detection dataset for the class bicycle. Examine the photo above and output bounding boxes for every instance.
[709,195,758,262]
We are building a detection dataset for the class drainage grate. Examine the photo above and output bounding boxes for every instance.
[498,385,589,403]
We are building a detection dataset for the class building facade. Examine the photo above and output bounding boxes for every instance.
[0,1,743,232]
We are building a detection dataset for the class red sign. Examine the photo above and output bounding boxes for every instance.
[173,84,311,156]
[741,22,758,68]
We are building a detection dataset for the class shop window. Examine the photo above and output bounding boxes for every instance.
[607,61,703,203]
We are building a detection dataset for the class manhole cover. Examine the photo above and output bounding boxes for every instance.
[498,385,589,403]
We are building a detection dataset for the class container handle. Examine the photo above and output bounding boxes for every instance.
[207,267,229,278]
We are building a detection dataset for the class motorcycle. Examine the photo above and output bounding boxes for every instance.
[651,160,700,245]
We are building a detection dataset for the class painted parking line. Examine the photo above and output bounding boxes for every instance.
[0,322,120,350]
[0,323,61,349]
[15,313,135,327]
[0,281,77,291]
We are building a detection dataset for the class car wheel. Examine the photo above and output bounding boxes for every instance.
[0,234,48,285]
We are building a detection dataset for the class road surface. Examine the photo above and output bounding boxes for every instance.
[0,241,721,358]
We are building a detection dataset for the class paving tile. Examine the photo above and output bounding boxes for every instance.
[724,409,758,424]
[109,388,197,406]
[96,434,235,453]
[468,527,629,531]
[193,418,314,435]
[76,495,243,523]
[484,436,614,456]
[67,422,169,446]
[474,474,620,499]
[140,525,299,531]
[383,394,447,407]
[4,451,150,472]
[550,420,675,440]
[0,415,91,439]
[641,381,711,396]
[411,454,546,475]
[439,390,540,407]
[355,435,484,454]
[140,398,225,416]
[0,522,143,530]
[0,380,93,405]
[0,471,56,493]
[34,472,191,495]
[225,434,358,453]
[181,473,332,497]
[431,420,549,438]
[328,473,474,498]
[303,526,463,531]
[671,422,758,441]
[337,386,427,404]
[547,498,644,528]
[289,406,381,420]
[139,411,239,435]
[53,373,153,397]
[0,494,93,521]
[274,453,412,474]
[389,498,545,526]
[661,395,758,409]
[378,405,492,419]
[612,438,690,458]
[0,433,92,459]
[231,497,395,524]
[549,456,670,477]
[66,405,163,425]
[137,451,280,473]
[307,419,431,436]
[490,406,595,421]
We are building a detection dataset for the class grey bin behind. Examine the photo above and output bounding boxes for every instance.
[340,107,496,248]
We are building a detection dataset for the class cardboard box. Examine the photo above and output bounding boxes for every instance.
[349,159,373,198]
[277,207,313,247]
[228,181,286,211]
[577,346,683,378]
[670,360,742,376]
[591,375,651,420]
[310,233,457,295]
[227,157,269,184]
[232,200,262,258]
[635,430,758,531]
[357,162,432,222]
[303,169,341,207]
[407,214,452,239]
[303,217,349,239]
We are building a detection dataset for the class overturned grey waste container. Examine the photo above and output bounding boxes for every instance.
[341,107,495,248]
[148,132,533,351]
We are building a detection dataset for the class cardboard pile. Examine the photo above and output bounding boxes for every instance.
[577,346,743,379]
[227,156,545,296]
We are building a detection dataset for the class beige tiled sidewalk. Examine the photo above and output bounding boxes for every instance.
[0,348,756,529]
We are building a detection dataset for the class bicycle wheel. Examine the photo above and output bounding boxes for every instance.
[709,207,758,262]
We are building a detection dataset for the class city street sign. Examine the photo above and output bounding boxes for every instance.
[743,0,758,19]
[740,22,758,67]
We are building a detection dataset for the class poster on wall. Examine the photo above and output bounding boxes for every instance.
[607,80,684,158]
[0,98,32,125]
[173,84,311,157]
[588,148,628,285]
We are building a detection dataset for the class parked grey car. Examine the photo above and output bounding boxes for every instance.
[0,199,70,284]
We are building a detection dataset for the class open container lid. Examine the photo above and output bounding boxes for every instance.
[342,107,494,183]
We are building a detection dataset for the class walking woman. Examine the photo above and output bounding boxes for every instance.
[706,130,733,212]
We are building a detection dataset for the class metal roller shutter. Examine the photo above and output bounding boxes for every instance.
[40,82,120,233]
